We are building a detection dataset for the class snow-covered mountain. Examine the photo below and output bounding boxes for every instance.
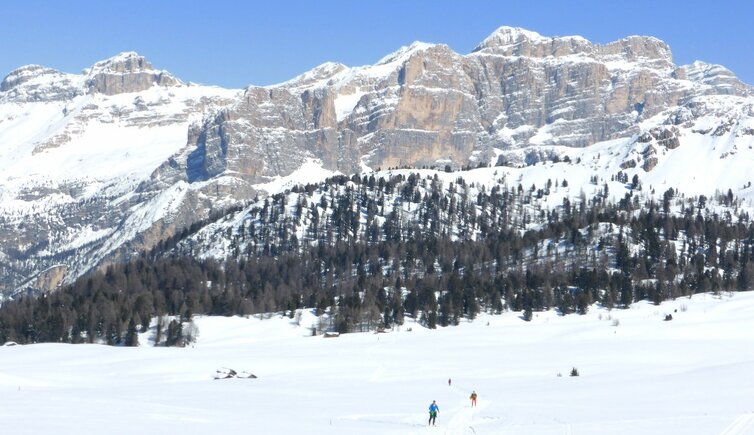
[0,52,241,295]
[1,27,753,297]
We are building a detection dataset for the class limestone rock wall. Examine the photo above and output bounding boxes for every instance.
[190,27,751,181]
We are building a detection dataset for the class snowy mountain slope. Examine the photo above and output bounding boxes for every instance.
[0,52,241,295]
[1,291,753,434]
[1,27,754,296]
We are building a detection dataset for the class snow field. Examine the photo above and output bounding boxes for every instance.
[2,292,754,434]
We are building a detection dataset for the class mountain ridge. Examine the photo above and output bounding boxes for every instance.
[0,26,753,297]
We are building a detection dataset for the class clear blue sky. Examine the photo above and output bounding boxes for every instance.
[2,0,752,88]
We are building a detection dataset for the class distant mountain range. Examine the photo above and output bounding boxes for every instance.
[0,26,753,298]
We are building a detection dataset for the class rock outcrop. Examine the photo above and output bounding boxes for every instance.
[85,52,181,95]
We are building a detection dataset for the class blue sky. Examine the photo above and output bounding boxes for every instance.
[2,0,752,88]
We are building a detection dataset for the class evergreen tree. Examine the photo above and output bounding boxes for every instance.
[124,318,139,347]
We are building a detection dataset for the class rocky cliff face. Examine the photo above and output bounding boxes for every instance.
[188,27,750,181]
[0,27,752,296]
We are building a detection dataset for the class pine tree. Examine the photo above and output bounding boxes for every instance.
[124,318,139,347]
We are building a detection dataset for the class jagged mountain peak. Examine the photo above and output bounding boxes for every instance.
[275,42,452,92]
[678,60,751,95]
[274,61,350,90]
[84,51,156,75]
[0,64,65,92]
[83,51,181,95]
[0,51,184,100]
[0,63,84,103]
[601,35,673,64]
[472,26,673,65]
[472,26,591,56]
[474,26,551,49]
[375,41,441,65]
[685,60,738,83]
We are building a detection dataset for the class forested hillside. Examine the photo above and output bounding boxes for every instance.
[2,169,752,345]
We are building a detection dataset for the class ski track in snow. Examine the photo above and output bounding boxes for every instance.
[718,413,754,435]
[338,413,425,428]
[438,385,489,435]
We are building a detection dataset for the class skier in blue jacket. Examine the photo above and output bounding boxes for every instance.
[428,400,439,426]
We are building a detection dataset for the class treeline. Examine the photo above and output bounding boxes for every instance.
[1,176,754,345]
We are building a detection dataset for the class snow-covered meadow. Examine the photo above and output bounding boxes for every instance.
[2,292,754,434]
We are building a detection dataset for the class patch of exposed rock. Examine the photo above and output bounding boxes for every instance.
[85,52,181,95]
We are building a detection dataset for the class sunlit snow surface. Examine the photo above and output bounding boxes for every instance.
[1,292,754,434]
